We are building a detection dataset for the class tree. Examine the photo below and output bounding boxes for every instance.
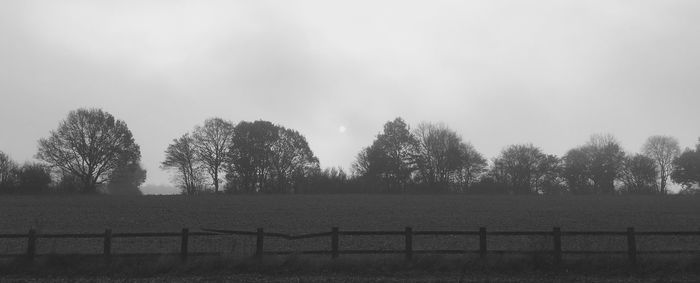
[105,161,146,195]
[162,134,205,195]
[268,127,319,193]
[642,135,681,194]
[226,120,319,193]
[562,147,593,194]
[619,154,658,194]
[671,139,700,191]
[303,167,353,193]
[351,145,387,192]
[36,108,142,193]
[367,118,418,193]
[490,144,560,194]
[584,134,625,194]
[561,135,626,194]
[454,142,488,192]
[193,118,235,193]
[16,163,52,194]
[412,122,486,192]
[0,151,18,193]
[226,120,278,193]
[413,122,465,191]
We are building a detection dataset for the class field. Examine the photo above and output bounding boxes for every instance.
[2,194,700,233]
[2,194,700,281]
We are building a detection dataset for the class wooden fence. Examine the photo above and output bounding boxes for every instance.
[2,227,700,264]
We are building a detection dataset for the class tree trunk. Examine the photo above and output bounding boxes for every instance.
[213,170,219,193]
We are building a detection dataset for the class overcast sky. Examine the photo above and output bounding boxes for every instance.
[1,1,699,194]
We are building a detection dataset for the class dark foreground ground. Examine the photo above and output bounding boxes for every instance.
[0,257,700,282]
[2,194,700,233]
[1,194,700,281]
[3,275,700,283]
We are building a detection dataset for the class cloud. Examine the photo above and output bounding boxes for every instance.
[1,0,700,193]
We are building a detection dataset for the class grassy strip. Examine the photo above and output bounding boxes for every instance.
[2,253,700,278]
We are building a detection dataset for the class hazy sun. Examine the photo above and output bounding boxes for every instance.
[338,126,347,133]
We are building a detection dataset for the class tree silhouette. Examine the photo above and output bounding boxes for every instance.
[227,120,278,193]
[562,147,593,194]
[106,161,146,195]
[491,144,560,194]
[226,120,319,193]
[584,134,625,194]
[619,154,658,194]
[351,145,387,191]
[413,122,486,192]
[454,142,487,192]
[162,134,205,195]
[36,108,142,193]
[370,118,418,192]
[16,163,52,194]
[413,122,464,191]
[671,139,700,192]
[0,151,18,193]
[642,135,680,194]
[193,118,235,193]
[269,127,319,193]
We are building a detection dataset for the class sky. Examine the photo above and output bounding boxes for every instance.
[1,1,699,194]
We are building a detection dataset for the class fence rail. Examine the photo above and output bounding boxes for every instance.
[2,227,700,264]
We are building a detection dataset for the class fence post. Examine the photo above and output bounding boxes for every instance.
[553,227,562,265]
[405,227,413,260]
[26,229,36,262]
[331,227,339,259]
[256,228,264,258]
[479,227,487,260]
[627,227,636,265]
[104,229,112,262]
[180,228,189,261]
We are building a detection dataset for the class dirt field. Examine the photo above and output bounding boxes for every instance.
[2,194,700,280]
[1,194,700,256]
[2,194,700,233]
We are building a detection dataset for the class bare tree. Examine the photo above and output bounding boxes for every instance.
[0,151,18,193]
[269,127,319,193]
[642,135,680,194]
[413,122,486,192]
[455,142,487,191]
[36,108,141,193]
[193,118,235,193]
[585,134,625,194]
[413,122,463,190]
[162,134,205,195]
[490,144,560,194]
[619,154,658,194]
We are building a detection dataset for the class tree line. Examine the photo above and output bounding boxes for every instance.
[1,108,699,195]
[161,119,319,194]
[347,118,700,195]
[0,109,145,195]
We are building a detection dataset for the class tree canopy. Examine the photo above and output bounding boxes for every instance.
[671,140,700,192]
[642,135,680,194]
[226,120,319,193]
[36,108,143,193]
[162,134,205,195]
[192,118,235,193]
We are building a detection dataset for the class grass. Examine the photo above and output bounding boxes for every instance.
[1,194,700,279]
[3,253,700,281]
[3,194,700,233]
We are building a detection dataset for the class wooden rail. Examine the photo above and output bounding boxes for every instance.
[2,227,700,264]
